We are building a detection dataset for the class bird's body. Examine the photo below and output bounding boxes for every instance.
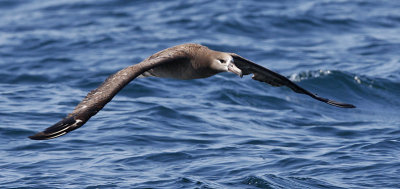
[29,43,355,140]
[139,44,223,79]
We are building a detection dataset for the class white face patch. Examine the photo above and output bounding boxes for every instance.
[213,56,232,72]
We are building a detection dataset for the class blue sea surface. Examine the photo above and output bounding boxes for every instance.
[1,0,400,188]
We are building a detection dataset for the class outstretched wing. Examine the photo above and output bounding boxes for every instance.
[29,52,189,140]
[229,53,356,108]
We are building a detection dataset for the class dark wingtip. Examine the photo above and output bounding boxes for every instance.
[29,132,53,140]
[28,116,83,140]
[310,94,356,109]
[326,100,356,108]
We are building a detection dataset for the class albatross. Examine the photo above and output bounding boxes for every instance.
[29,43,355,140]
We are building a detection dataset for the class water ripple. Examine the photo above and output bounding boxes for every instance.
[1,0,400,188]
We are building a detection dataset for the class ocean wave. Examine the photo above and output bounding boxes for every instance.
[2,0,400,188]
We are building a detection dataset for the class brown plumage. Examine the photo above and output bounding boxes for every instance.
[29,43,355,140]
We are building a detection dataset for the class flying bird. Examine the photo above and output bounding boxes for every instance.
[29,43,355,140]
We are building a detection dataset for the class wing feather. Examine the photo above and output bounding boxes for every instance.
[229,53,356,108]
[29,51,189,140]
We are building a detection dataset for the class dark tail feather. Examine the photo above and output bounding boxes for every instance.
[29,116,84,140]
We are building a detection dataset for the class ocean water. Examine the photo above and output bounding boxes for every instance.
[1,0,400,188]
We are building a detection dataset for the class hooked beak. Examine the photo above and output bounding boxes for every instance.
[228,61,243,78]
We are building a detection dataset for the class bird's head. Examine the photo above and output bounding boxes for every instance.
[209,52,243,77]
